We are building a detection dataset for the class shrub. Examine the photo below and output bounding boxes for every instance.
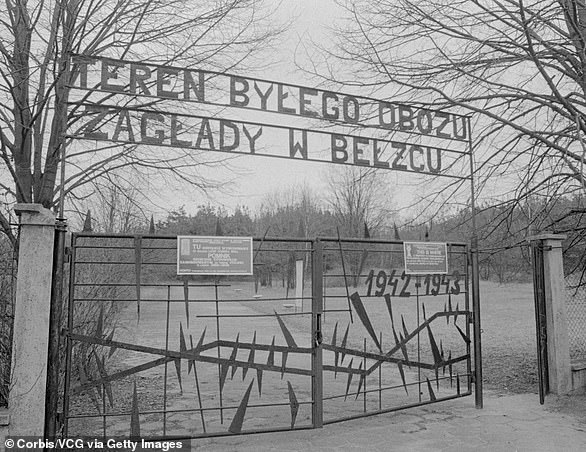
[0,238,16,407]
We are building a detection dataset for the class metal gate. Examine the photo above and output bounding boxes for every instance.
[60,234,481,439]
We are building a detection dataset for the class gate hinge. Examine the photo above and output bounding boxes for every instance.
[314,313,323,347]
[471,371,476,384]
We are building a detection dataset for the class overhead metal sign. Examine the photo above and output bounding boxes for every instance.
[70,105,467,179]
[403,241,448,274]
[70,55,470,141]
[66,54,472,180]
[177,236,253,275]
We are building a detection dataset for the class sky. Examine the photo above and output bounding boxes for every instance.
[159,0,346,214]
[141,0,475,222]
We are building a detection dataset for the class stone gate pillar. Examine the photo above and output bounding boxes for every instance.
[8,204,55,436]
[530,233,571,395]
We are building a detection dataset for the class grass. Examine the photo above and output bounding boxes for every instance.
[477,281,537,393]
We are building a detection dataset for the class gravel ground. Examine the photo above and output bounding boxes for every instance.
[478,280,586,423]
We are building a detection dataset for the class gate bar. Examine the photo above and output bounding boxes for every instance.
[62,234,78,435]
[471,237,483,408]
[467,116,483,409]
[311,239,323,428]
[45,218,67,437]
[531,241,548,404]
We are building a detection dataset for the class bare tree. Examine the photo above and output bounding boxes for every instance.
[326,166,394,286]
[308,0,586,240]
[326,166,392,237]
[258,183,333,237]
[0,0,285,246]
[72,173,150,233]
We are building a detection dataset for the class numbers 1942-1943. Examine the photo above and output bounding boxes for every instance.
[364,269,462,298]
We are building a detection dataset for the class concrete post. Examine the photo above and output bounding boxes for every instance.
[530,233,571,395]
[8,204,55,436]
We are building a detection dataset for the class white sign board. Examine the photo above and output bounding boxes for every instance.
[177,236,253,275]
[403,242,448,274]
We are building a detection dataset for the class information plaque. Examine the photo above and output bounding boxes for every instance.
[403,241,448,274]
[177,236,253,275]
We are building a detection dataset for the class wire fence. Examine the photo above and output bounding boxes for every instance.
[565,272,586,362]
